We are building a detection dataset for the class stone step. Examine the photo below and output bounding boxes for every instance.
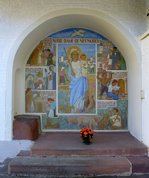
[127,156,149,174]
[31,132,148,156]
[8,155,131,176]
[8,131,149,177]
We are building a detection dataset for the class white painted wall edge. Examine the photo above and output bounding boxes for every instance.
[0,140,33,163]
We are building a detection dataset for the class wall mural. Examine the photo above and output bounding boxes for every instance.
[25,28,128,131]
[58,43,96,114]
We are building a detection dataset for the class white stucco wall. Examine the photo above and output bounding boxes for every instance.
[145,0,149,29]
[0,0,148,151]
[140,31,149,147]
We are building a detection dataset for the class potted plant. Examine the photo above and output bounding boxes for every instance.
[80,127,94,144]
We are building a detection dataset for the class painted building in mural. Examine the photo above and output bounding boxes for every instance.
[25,28,128,131]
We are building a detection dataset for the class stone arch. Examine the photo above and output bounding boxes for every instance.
[6,8,142,140]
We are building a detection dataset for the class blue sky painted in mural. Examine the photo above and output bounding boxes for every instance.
[49,28,108,40]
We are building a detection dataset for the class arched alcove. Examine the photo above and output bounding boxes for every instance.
[5,8,142,141]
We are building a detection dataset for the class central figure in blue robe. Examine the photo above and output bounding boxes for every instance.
[68,49,88,113]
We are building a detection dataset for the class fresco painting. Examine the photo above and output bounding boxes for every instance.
[26,42,56,67]
[97,70,127,100]
[25,28,128,131]
[57,44,96,114]
[41,100,127,131]
[25,90,56,113]
[25,67,56,90]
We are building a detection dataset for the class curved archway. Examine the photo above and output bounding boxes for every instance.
[6,8,142,140]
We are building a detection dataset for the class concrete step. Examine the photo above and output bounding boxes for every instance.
[8,155,131,177]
